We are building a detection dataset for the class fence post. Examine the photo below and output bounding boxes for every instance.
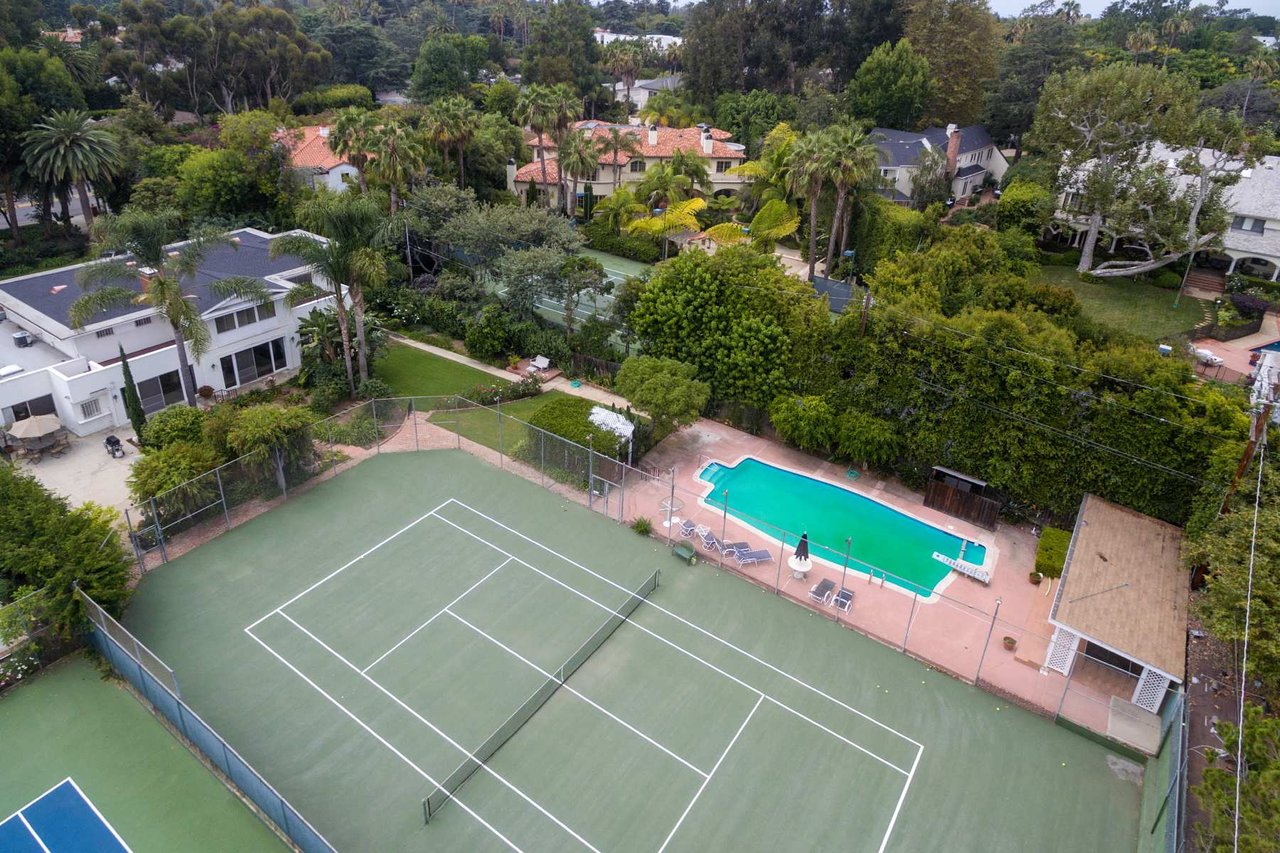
[124,507,146,574]
[497,399,503,468]
[719,489,729,570]
[774,545,784,595]
[587,435,594,510]
[215,467,231,530]
[975,597,1002,683]
[618,464,626,522]
[411,398,419,451]
[149,497,168,563]
[372,399,380,454]
[275,446,287,499]
[666,467,676,545]
[540,429,546,487]
[902,590,918,651]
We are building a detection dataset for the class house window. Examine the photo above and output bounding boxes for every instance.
[716,160,732,173]
[219,337,288,388]
[136,370,185,414]
[1232,216,1265,234]
[986,148,992,162]
[9,394,55,421]
[881,168,897,180]
[629,160,646,173]
[95,328,114,338]
[214,301,277,335]
[134,317,152,327]
[80,398,102,419]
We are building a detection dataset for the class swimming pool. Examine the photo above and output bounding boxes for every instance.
[697,457,987,595]
[1251,341,1280,355]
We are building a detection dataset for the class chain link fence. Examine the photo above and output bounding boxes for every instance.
[78,589,336,853]
[0,589,79,694]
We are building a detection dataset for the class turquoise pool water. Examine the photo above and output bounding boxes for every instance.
[1251,341,1280,354]
[697,458,987,595]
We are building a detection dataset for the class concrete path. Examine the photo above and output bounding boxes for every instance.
[20,426,138,514]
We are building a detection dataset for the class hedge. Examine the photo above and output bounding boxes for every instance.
[582,219,662,264]
[1035,527,1072,578]
[292,84,375,115]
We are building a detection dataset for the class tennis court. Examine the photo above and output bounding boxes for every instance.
[123,452,1147,852]
[1,779,131,853]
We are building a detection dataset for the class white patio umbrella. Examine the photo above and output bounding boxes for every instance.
[7,414,63,440]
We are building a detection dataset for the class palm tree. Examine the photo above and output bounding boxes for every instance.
[423,96,480,189]
[370,121,426,216]
[557,131,599,218]
[1242,56,1278,121]
[636,162,693,208]
[1126,26,1156,65]
[23,109,120,232]
[1160,15,1192,69]
[592,187,646,234]
[595,126,642,189]
[514,84,559,207]
[729,123,797,216]
[705,198,799,252]
[786,131,828,281]
[604,42,642,111]
[819,125,880,274]
[330,107,379,193]
[547,83,583,210]
[1058,0,1081,25]
[70,210,270,406]
[39,37,100,90]
[627,197,706,259]
[668,149,712,195]
[273,192,392,388]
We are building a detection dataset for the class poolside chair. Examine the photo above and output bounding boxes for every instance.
[699,530,748,555]
[809,578,836,605]
[832,587,853,613]
[733,548,772,566]
[678,519,697,538]
[530,354,551,371]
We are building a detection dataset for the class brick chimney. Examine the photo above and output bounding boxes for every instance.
[137,266,159,291]
[648,124,658,147]
[945,124,962,178]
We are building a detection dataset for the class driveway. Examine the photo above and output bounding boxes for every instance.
[18,427,138,516]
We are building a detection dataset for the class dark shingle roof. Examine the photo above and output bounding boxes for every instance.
[954,163,987,178]
[872,124,997,168]
[0,230,307,332]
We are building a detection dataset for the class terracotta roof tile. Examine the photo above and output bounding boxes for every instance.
[284,126,349,172]
[524,121,746,166]
[513,158,561,185]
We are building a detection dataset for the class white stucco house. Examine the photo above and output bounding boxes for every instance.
[608,75,682,111]
[282,125,360,193]
[593,29,683,51]
[507,120,747,210]
[0,228,335,437]
[1054,143,1280,282]
[872,124,1009,204]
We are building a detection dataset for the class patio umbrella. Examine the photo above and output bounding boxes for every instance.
[795,532,810,562]
[7,414,63,440]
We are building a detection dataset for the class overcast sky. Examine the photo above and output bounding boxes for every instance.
[985,0,1280,17]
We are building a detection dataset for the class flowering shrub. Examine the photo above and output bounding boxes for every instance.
[463,376,541,405]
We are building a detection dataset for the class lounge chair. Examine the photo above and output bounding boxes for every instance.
[699,530,748,554]
[809,578,836,605]
[678,519,697,538]
[734,548,772,566]
[832,587,853,613]
[530,355,551,371]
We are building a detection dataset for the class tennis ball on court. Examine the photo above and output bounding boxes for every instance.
[1062,762,1067,767]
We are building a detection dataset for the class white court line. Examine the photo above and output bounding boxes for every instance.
[65,778,133,852]
[272,613,601,853]
[657,695,763,853]
[444,608,710,778]
[243,625,524,853]
[246,501,452,633]
[432,512,909,776]
[363,558,513,673]
[880,745,922,853]
[16,815,51,853]
[439,499,924,750]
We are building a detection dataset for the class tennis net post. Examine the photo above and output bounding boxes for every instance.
[423,569,660,821]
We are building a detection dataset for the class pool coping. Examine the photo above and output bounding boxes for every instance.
[691,454,1002,601]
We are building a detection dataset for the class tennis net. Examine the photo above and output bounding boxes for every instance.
[424,569,660,820]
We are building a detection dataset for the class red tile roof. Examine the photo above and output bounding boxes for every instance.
[283,126,349,172]
[513,158,562,185]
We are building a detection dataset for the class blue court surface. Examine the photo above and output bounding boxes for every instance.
[0,779,130,853]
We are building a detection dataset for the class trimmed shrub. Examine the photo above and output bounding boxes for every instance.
[464,376,541,405]
[1035,527,1071,578]
[1149,268,1183,290]
[582,219,661,263]
[141,405,207,449]
[128,441,223,508]
[357,378,396,400]
[292,84,375,115]
[464,304,512,361]
[1041,249,1081,267]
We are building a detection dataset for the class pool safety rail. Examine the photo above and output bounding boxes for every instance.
[121,396,1186,766]
[77,589,337,853]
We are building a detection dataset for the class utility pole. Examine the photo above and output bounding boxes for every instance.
[1220,356,1278,515]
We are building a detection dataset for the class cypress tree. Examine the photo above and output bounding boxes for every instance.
[118,345,147,439]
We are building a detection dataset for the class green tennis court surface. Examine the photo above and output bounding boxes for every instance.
[0,654,284,852]
[124,452,1146,852]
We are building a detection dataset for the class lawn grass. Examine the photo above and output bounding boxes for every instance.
[427,390,568,452]
[375,343,505,397]
[1033,266,1206,340]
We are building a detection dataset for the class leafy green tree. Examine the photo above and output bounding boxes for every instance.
[175,149,259,220]
[226,405,316,494]
[1192,703,1280,853]
[23,109,120,232]
[524,0,600,95]
[909,143,950,211]
[465,304,513,360]
[410,34,489,102]
[118,345,147,438]
[0,466,131,633]
[127,441,222,512]
[484,78,521,119]
[592,187,647,234]
[714,90,798,158]
[904,0,999,125]
[437,201,582,266]
[494,246,567,320]
[668,149,712,195]
[309,19,408,92]
[556,254,610,336]
[627,197,705,260]
[847,39,932,129]
[997,179,1054,236]
[769,395,837,452]
[637,91,706,129]
[71,210,271,406]
[1030,65,1201,274]
[614,356,711,434]
[981,12,1079,159]
[835,409,903,468]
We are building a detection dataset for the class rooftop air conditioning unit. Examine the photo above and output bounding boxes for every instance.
[12,331,34,348]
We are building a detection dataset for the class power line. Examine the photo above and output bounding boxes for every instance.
[1232,432,1266,853]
